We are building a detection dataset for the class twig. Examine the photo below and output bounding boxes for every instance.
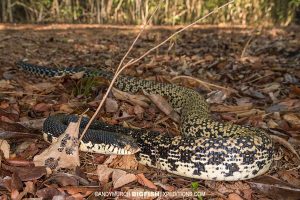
[80,0,235,141]
[172,75,237,93]
[79,3,161,141]
[115,3,159,73]
[241,33,254,58]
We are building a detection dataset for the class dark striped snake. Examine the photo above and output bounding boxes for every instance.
[16,61,274,181]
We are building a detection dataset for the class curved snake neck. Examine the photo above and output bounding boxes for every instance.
[16,61,274,181]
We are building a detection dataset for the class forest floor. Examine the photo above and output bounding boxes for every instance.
[0,24,300,200]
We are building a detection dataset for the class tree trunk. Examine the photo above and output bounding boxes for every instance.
[7,0,13,22]
[106,0,113,20]
[2,0,7,22]
[114,0,123,23]
[51,0,60,19]
[96,0,100,23]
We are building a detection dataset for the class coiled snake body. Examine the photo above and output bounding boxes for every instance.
[16,61,273,181]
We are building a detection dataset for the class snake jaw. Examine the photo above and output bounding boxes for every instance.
[122,144,140,155]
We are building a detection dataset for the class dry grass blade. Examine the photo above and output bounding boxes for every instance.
[172,75,237,93]
[271,135,300,161]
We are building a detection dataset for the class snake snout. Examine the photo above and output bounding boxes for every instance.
[117,135,140,154]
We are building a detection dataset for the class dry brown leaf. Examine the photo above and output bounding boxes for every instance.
[107,155,138,170]
[105,97,119,113]
[136,173,158,190]
[154,181,175,191]
[283,113,300,126]
[146,93,180,123]
[112,88,150,108]
[0,139,10,159]
[206,90,228,104]
[17,118,45,130]
[0,80,14,89]
[59,103,74,113]
[70,71,85,79]
[33,103,52,112]
[271,135,300,161]
[96,164,114,185]
[23,82,56,93]
[1,163,47,181]
[111,168,127,181]
[228,193,243,200]
[248,175,300,200]
[291,85,300,96]
[260,82,281,93]
[36,187,64,199]
[211,104,253,113]
[133,105,144,120]
[278,170,300,188]
[113,172,137,189]
[14,181,35,200]
[33,118,81,170]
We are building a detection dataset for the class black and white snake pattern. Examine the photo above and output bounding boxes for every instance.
[16,61,274,181]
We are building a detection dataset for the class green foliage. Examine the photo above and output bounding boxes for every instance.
[191,182,203,200]
[1,0,299,25]
[73,77,98,98]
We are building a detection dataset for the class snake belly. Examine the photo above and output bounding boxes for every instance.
[16,61,274,181]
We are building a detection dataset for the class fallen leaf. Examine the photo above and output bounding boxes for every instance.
[33,103,52,112]
[33,118,81,170]
[136,174,157,190]
[107,155,138,170]
[113,172,137,189]
[46,173,80,187]
[1,163,47,181]
[14,181,35,200]
[271,135,300,161]
[0,80,14,89]
[11,173,23,192]
[105,97,119,113]
[211,104,253,113]
[206,90,228,104]
[96,165,114,185]
[0,139,10,159]
[278,170,300,188]
[291,85,300,96]
[146,93,180,123]
[283,113,300,126]
[23,82,56,93]
[154,181,175,191]
[17,118,46,130]
[247,175,300,200]
[112,88,150,108]
[228,193,243,200]
[36,187,65,199]
[70,71,85,79]
[133,105,144,120]
[59,103,74,113]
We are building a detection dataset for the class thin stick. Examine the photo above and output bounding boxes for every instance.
[80,0,235,141]
[241,32,255,58]
[79,3,160,141]
[172,75,236,93]
[117,0,235,71]
[115,4,160,73]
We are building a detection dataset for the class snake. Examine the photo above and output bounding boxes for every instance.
[16,61,274,181]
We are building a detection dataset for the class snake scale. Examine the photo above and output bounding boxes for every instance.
[16,61,273,181]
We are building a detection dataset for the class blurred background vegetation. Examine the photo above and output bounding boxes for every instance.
[1,0,300,25]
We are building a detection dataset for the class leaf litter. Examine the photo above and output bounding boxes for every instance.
[0,24,299,199]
